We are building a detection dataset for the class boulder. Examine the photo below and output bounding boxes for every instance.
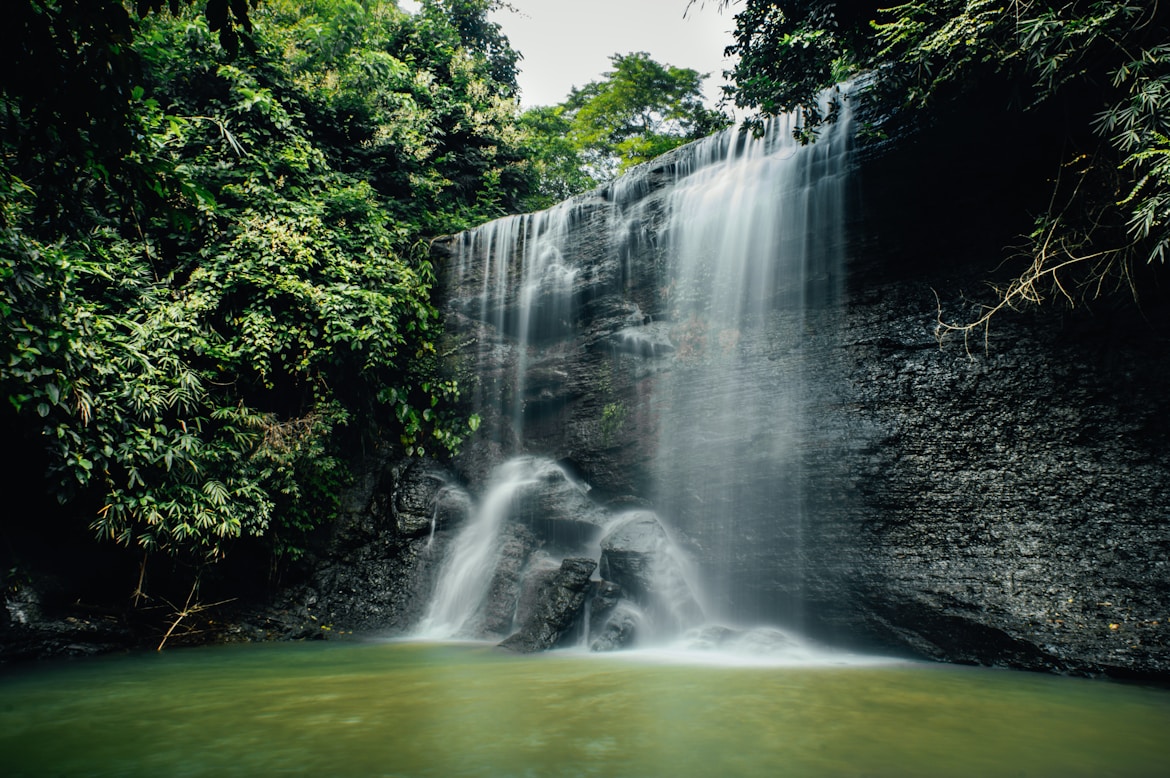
[599,511,704,631]
[588,579,624,621]
[393,460,471,538]
[508,458,608,548]
[589,601,642,652]
[498,557,597,653]
[479,524,539,637]
[510,555,562,633]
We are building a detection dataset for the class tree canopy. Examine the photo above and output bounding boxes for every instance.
[516,51,728,208]
[564,51,728,180]
[0,0,526,571]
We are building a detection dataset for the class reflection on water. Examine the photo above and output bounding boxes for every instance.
[2,640,1168,777]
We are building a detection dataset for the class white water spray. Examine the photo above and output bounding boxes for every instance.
[416,459,542,638]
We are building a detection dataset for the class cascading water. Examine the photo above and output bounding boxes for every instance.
[422,90,853,651]
[451,203,582,447]
[416,458,545,639]
[653,104,852,627]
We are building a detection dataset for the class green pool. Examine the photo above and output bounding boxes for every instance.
[2,640,1167,776]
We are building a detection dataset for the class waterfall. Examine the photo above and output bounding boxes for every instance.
[424,89,853,648]
[451,202,581,446]
[653,106,852,626]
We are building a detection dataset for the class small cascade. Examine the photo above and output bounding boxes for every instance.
[416,456,605,641]
[422,88,855,653]
[597,510,706,641]
[416,458,545,639]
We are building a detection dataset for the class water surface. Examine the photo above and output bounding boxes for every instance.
[2,640,1167,777]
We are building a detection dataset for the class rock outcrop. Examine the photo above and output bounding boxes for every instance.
[248,452,472,640]
[598,511,704,632]
[498,557,597,652]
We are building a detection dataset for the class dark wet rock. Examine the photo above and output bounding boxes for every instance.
[598,512,668,599]
[589,601,641,652]
[393,459,471,538]
[510,555,562,634]
[0,580,138,662]
[480,525,539,636]
[0,615,138,662]
[508,458,608,548]
[588,580,624,620]
[434,485,473,530]
[598,511,704,629]
[585,580,640,652]
[0,546,158,662]
[4,581,42,627]
[512,458,603,542]
[498,557,597,653]
[237,448,456,640]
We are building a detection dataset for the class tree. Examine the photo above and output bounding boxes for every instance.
[708,0,881,140]
[0,1,258,231]
[516,51,728,202]
[708,1,1170,335]
[515,105,597,210]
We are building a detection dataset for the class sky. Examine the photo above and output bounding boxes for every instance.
[401,1,737,109]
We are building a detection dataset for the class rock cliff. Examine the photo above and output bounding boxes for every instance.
[427,98,1170,678]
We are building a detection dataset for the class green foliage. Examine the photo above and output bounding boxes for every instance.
[515,106,597,210]
[140,0,257,56]
[264,0,531,231]
[716,1,1170,323]
[518,52,729,203]
[563,52,729,181]
[600,401,627,446]
[0,0,529,566]
[703,1,880,140]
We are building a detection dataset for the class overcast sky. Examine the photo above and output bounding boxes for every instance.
[401,1,737,110]
[490,1,736,108]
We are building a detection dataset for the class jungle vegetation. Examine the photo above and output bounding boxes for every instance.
[0,0,534,580]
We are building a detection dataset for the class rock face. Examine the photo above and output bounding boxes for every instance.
[588,596,640,652]
[433,95,1170,678]
[509,460,608,548]
[598,513,666,597]
[393,459,471,539]
[480,524,538,636]
[0,580,137,661]
[821,278,1170,675]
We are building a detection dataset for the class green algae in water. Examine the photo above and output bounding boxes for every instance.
[2,640,1168,777]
